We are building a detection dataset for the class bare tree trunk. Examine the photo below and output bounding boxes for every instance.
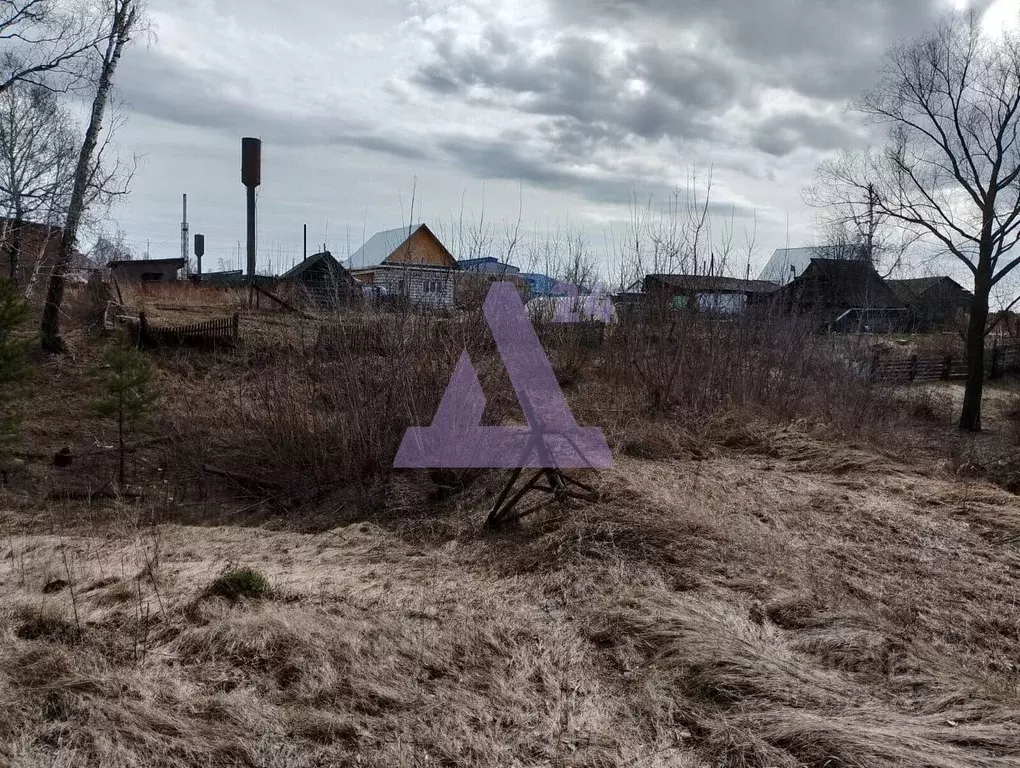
[960,263,991,431]
[8,213,22,284]
[40,0,137,353]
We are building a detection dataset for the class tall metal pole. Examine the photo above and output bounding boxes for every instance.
[246,185,256,305]
[303,223,307,263]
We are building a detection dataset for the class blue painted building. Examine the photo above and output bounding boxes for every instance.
[518,272,581,298]
[457,257,520,276]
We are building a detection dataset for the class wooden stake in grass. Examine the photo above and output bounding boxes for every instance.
[92,342,157,490]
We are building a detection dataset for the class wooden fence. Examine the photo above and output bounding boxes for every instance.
[868,341,1020,383]
[138,312,240,350]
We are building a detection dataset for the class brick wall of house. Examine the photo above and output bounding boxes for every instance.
[0,219,63,293]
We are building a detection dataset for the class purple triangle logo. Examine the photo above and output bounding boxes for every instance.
[393,282,614,469]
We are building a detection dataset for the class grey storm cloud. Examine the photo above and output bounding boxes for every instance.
[436,133,756,216]
[547,0,996,98]
[401,0,988,208]
[409,28,742,147]
[750,112,866,157]
[116,47,429,160]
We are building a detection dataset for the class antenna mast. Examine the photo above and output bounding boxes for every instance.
[181,193,189,277]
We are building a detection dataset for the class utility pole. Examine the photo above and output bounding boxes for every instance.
[866,182,877,265]
[303,223,307,263]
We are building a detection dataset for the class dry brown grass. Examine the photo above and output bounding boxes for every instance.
[2,282,1019,766]
[599,590,1018,768]
[2,428,1019,766]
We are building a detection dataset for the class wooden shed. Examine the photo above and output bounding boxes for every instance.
[109,258,185,283]
[278,251,360,308]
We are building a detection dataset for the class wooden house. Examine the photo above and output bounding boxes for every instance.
[759,244,869,285]
[886,276,973,332]
[278,251,360,308]
[643,274,780,314]
[782,258,907,332]
[346,224,458,309]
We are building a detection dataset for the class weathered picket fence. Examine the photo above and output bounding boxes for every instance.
[138,312,240,349]
[867,341,1020,383]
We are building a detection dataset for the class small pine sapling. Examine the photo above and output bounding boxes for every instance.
[93,341,157,489]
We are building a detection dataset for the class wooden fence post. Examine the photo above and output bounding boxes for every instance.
[941,354,952,380]
[138,311,148,348]
[908,353,919,382]
[990,340,1001,380]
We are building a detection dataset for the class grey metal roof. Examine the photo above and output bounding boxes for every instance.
[346,225,422,270]
[646,274,780,294]
[758,246,863,284]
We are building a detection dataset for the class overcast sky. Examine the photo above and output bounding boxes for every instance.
[104,0,1019,283]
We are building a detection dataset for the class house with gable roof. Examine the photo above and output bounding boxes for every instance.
[346,224,459,309]
[759,244,869,285]
[886,276,973,332]
[782,257,907,332]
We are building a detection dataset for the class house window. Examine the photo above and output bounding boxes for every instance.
[423,279,443,294]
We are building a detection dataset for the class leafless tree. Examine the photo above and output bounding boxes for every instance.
[41,0,141,352]
[0,79,76,284]
[89,224,131,264]
[0,72,129,293]
[556,228,599,293]
[816,11,1020,431]
[0,1,111,94]
[807,156,922,276]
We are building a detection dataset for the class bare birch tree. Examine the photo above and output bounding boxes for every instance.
[0,79,77,284]
[0,1,110,94]
[816,11,1020,431]
[40,0,140,352]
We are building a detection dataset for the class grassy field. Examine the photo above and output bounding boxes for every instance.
[1,288,1018,767]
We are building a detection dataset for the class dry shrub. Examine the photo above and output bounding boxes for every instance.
[899,385,954,423]
[1007,395,1020,443]
[174,305,540,507]
[601,302,927,446]
[125,281,246,313]
[599,588,1020,768]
